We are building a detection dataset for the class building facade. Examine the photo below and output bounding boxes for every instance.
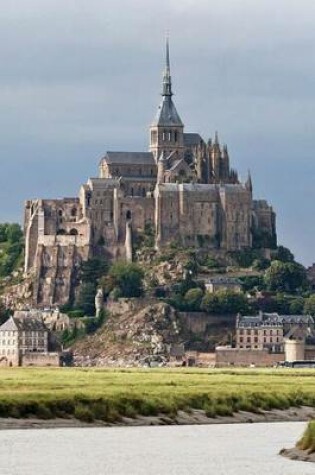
[235,313,314,353]
[24,41,277,306]
[0,313,49,366]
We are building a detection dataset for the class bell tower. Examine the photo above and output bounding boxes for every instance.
[149,39,184,161]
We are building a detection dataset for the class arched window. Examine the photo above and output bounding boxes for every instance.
[58,210,63,217]
[69,229,78,236]
[71,208,77,217]
[126,210,131,220]
[168,130,172,141]
[174,131,178,142]
[57,229,66,236]
[131,187,134,196]
[163,130,166,141]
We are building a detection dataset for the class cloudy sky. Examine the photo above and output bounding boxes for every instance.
[0,0,314,265]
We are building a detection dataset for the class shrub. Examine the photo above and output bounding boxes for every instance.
[184,288,204,311]
[297,421,315,453]
[74,405,94,423]
[109,262,144,298]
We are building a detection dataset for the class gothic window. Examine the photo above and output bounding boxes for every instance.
[174,131,178,142]
[168,130,172,141]
[163,130,166,141]
[126,210,131,220]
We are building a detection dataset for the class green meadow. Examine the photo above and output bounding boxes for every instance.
[0,367,314,422]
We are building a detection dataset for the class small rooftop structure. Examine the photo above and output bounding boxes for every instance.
[204,277,242,293]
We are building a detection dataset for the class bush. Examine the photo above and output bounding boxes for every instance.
[304,295,315,316]
[109,262,144,298]
[74,405,94,423]
[264,260,308,293]
[297,421,315,452]
[0,223,24,278]
[67,310,85,319]
[184,288,204,311]
[201,290,250,315]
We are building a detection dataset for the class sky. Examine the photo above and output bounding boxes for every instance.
[0,0,314,266]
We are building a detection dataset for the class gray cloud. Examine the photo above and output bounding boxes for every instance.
[0,0,314,264]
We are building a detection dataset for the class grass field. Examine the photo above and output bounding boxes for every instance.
[0,367,315,422]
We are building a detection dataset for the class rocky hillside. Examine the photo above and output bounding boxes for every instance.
[72,300,183,367]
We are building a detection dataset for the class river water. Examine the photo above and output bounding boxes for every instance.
[0,422,313,475]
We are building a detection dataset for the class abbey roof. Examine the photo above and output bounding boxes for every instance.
[102,151,155,166]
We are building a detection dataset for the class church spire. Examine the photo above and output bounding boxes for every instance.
[245,169,253,193]
[162,37,173,97]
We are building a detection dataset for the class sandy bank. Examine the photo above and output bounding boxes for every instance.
[280,447,315,464]
[0,405,314,430]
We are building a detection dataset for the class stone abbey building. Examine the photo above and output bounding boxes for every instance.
[24,42,276,306]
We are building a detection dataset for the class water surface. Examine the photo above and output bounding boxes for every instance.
[0,422,313,475]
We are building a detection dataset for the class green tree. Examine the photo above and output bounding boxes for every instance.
[201,290,249,315]
[264,260,308,293]
[184,288,204,311]
[76,282,97,316]
[273,245,294,263]
[289,297,305,315]
[81,258,109,284]
[304,295,315,316]
[6,224,23,243]
[109,262,144,298]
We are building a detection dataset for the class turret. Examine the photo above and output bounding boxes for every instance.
[157,151,167,184]
[221,145,230,180]
[245,170,253,194]
[210,131,222,182]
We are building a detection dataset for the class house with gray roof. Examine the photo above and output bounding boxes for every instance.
[0,313,50,366]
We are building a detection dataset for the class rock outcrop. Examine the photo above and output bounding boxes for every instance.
[72,300,183,367]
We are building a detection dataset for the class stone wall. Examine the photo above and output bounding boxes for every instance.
[179,312,235,334]
[215,347,284,367]
[22,353,60,367]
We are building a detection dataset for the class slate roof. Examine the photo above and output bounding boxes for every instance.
[0,315,48,332]
[152,96,183,127]
[184,133,204,147]
[206,277,242,285]
[238,313,314,328]
[102,152,155,166]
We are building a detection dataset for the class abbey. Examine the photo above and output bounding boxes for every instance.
[24,41,276,306]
